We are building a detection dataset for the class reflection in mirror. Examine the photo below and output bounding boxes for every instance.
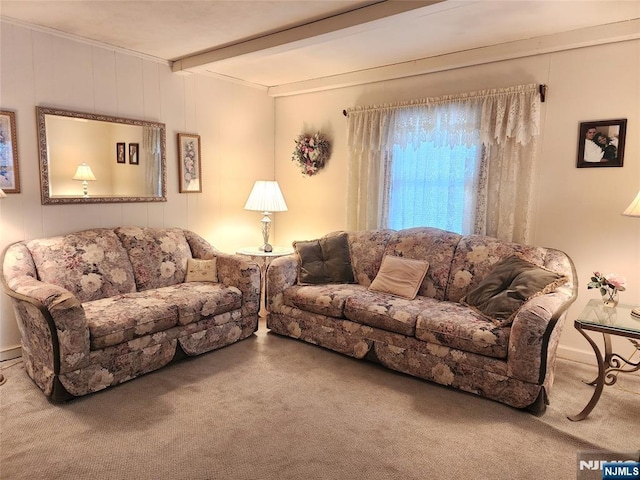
[36,106,166,204]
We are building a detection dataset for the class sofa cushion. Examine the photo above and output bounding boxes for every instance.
[26,229,136,303]
[83,293,179,350]
[344,291,441,336]
[294,233,355,285]
[115,227,192,291]
[185,258,218,283]
[83,283,242,349]
[369,255,429,300]
[344,229,395,286]
[415,302,510,359]
[460,255,568,327]
[284,284,366,318]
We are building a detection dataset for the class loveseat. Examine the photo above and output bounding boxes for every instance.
[1,227,261,401]
[266,227,577,413]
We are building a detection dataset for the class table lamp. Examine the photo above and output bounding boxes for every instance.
[622,189,640,317]
[72,163,96,198]
[244,180,288,252]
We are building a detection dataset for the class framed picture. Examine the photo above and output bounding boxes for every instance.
[577,119,627,168]
[177,133,202,193]
[0,110,20,193]
[129,143,139,165]
[116,142,126,164]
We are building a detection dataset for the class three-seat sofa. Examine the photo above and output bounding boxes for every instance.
[266,227,577,413]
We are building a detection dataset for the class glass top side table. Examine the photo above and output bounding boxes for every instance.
[236,246,294,315]
[567,299,640,421]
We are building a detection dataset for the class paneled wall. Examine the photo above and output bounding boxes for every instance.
[0,21,275,356]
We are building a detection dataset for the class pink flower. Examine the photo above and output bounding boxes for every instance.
[605,273,627,291]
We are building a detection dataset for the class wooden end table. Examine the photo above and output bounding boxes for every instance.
[567,299,640,421]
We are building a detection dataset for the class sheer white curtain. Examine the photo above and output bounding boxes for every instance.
[346,83,540,243]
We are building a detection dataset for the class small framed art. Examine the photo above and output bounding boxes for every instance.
[116,142,126,164]
[0,110,20,193]
[577,119,627,168]
[177,133,202,193]
[129,143,139,165]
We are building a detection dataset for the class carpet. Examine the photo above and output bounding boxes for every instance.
[1,323,638,480]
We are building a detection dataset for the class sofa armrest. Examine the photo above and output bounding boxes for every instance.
[215,253,261,316]
[2,275,90,374]
[266,254,298,311]
[507,290,575,384]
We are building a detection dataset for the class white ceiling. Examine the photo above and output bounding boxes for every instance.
[1,0,639,93]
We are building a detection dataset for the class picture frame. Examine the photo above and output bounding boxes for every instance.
[116,142,126,164]
[177,133,202,193]
[0,110,20,193]
[129,143,139,165]
[577,119,627,168]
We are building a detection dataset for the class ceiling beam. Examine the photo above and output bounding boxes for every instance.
[172,0,441,73]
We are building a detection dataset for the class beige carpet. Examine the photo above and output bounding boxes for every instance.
[1,322,638,480]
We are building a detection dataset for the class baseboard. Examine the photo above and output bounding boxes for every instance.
[0,345,21,362]
[556,345,597,366]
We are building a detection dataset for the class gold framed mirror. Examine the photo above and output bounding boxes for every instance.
[36,106,167,204]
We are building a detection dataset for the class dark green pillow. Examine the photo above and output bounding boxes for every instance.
[461,255,568,327]
[294,233,355,285]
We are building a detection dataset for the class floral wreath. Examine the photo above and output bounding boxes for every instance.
[291,132,331,177]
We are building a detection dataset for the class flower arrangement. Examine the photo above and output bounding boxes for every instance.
[291,132,331,177]
[588,271,626,306]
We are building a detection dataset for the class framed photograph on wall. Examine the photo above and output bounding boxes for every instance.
[116,142,126,164]
[577,119,627,168]
[129,143,139,165]
[178,133,202,193]
[0,110,20,193]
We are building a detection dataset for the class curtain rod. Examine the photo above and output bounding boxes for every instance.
[343,83,548,117]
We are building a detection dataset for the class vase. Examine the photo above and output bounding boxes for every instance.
[601,288,619,308]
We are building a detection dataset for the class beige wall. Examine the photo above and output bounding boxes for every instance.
[0,21,275,357]
[274,40,640,364]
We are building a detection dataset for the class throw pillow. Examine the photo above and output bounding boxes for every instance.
[369,255,430,300]
[294,233,355,285]
[185,258,218,283]
[461,255,568,327]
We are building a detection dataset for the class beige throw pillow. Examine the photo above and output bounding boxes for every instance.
[185,258,218,283]
[369,255,430,300]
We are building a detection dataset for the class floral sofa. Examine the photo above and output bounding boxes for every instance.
[266,227,577,413]
[1,227,261,401]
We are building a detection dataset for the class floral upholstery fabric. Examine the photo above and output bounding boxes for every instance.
[1,227,260,401]
[26,229,136,303]
[115,227,192,291]
[267,226,576,411]
[415,301,509,359]
[283,284,367,318]
[344,291,440,336]
[383,227,462,300]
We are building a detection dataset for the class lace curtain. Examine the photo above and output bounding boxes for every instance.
[345,83,540,243]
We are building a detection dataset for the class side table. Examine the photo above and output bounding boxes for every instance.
[567,299,640,421]
[236,246,294,315]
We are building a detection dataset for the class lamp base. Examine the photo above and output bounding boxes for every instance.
[260,243,273,253]
[631,307,640,319]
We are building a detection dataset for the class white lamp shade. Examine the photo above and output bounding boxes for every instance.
[622,190,640,217]
[72,163,97,181]
[244,181,288,213]
[0,188,6,198]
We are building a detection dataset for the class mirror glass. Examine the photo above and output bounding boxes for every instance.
[36,106,166,204]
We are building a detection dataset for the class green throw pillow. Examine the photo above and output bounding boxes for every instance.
[461,255,568,327]
[294,233,355,285]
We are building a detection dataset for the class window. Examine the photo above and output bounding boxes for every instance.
[387,127,482,234]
